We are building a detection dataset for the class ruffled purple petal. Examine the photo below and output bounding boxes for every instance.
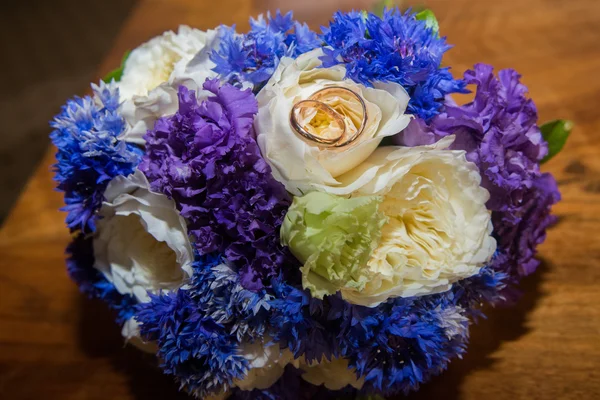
[140,80,296,290]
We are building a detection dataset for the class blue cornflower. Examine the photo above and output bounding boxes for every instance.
[189,253,273,342]
[134,253,273,397]
[211,11,321,90]
[346,294,470,396]
[66,234,135,324]
[268,278,340,363]
[265,267,503,397]
[135,288,248,398]
[453,263,509,319]
[320,9,467,120]
[50,81,142,233]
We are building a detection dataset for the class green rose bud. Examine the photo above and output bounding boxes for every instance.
[281,192,387,299]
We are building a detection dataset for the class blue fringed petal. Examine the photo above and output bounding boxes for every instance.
[50,81,142,233]
[320,8,467,120]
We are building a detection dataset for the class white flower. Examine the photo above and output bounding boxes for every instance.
[93,170,194,303]
[203,392,230,400]
[118,26,219,145]
[301,358,364,390]
[119,25,211,100]
[255,48,412,195]
[234,340,297,391]
[330,137,497,306]
[121,317,158,354]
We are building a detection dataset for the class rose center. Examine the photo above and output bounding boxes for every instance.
[369,171,455,278]
[144,50,180,94]
[109,214,183,286]
[291,86,367,147]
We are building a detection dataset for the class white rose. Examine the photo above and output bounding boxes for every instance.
[234,341,297,391]
[93,170,194,303]
[121,317,158,354]
[118,26,219,145]
[301,358,364,391]
[255,48,412,195]
[328,137,497,306]
[203,392,230,400]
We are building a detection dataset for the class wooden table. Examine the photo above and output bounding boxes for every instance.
[1,0,599,399]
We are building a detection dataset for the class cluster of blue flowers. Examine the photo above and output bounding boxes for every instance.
[50,81,142,233]
[50,8,559,400]
[320,9,467,120]
[211,11,321,90]
[51,81,141,319]
[132,256,506,399]
[135,254,251,398]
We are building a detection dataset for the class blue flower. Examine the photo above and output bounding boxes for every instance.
[189,253,273,342]
[265,265,507,397]
[320,9,467,120]
[134,253,275,397]
[66,234,135,324]
[452,263,509,319]
[135,283,248,397]
[50,81,142,233]
[211,11,320,89]
[346,295,469,396]
[268,278,340,363]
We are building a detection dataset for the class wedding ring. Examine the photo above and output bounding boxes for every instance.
[289,86,368,148]
[290,100,346,145]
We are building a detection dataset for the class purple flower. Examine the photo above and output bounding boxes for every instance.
[394,63,560,280]
[139,80,295,290]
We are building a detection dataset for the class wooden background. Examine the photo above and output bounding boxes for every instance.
[1,0,599,399]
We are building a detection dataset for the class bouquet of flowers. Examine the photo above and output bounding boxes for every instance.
[50,7,570,400]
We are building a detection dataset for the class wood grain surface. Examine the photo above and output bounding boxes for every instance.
[1,0,599,399]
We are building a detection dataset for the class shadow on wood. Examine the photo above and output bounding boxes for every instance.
[76,295,189,399]
[404,261,550,400]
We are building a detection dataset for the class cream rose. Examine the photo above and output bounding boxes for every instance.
[301,358,364,390]
[234,341,297,391]
[121,317,158,354]
[93,170,194,303]
[255,48,412,195]
[325,137,496,306]
[118,26,219,145]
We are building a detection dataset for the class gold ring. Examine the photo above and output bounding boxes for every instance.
[290,100,346,145]
[289,86,368,148]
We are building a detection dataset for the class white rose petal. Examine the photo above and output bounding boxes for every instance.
[119,25,211,100]
[329,136,496,306]
[203,392,230,400]
[121,317,158,354]
[93,170,194,303]
[118,26,219,145]
[255,48,412,195]
[301,357,364,391]
[234,340,296,391]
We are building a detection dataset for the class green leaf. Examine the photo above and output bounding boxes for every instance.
[540,119,573,163]
[415,9,440,35]
[372,0,395,17]
[102,50,131,83]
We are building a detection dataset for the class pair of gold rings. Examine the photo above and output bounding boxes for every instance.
[289,86,368,148]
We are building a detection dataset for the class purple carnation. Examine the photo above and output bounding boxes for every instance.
[139,80,294,290]
[395,63,560,280]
